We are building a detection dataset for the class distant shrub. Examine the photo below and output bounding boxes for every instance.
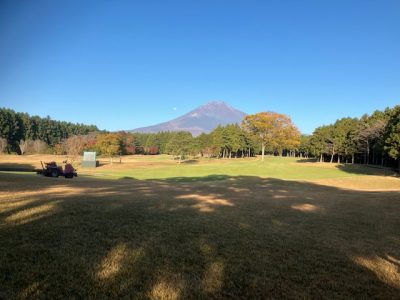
[125,145,136,155]
[147,146,159,155]
[53,143,66,155]
[32,140,49,154]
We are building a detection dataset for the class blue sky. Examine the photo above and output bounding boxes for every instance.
[0,0,399,134]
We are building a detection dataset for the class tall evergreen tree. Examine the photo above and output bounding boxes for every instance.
[384,105,400,170]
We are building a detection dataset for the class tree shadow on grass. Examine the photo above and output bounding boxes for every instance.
[180,159,200,164]
[296,158,318,163]
[117,175,230,182]
[163,174,230,182]
[296,158,398,177]
[336,164,398,176]
[0,163,37,172]
[0,172,400,298]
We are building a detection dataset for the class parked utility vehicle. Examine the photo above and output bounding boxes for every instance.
[38,160,77,178]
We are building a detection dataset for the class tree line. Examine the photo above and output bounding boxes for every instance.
[71,112,300,163]
[0,110,301,163]
[0,108,99,153]
[1,105,399,170]
[57,123,295,162]
[300,105,400,169]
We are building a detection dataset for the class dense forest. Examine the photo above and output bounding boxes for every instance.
[301,105,400,169]
[0,108,99,153]
[0,105,399,169]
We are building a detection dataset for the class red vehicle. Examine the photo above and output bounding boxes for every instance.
[38,160,77,178]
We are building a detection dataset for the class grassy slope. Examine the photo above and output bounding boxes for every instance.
[83,156,395,181]
[0,155,400,298]
[0,154,396,182]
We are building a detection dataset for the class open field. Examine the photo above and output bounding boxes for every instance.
[0,154,398,183]
[1,155,400,298]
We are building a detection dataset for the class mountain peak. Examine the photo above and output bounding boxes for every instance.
[203,100,232,108]
[131,101,246,136]
[206,100,226,105]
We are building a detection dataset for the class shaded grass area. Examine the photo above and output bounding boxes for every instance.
[0,163,36,172]
[0,172,399,298]
[337,163,398,176]
[120,174,230,182]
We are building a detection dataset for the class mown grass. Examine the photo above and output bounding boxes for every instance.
[0,155,399,298]
[0,154,395,182]
[84,156,396,181]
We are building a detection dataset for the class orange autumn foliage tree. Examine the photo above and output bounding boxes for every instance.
[242,112,301,160]
[95,133,122,164]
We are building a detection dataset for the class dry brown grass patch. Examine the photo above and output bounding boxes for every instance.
[0,168,399,298]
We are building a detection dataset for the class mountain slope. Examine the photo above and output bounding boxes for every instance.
[131,101,246,136]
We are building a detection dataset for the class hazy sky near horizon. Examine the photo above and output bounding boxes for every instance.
[0,0,399,134]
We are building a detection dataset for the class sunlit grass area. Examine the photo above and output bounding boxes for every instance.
[0,155,399,298]
[81,156,399,185]
[0,154,396,182]
[89,158,393,181]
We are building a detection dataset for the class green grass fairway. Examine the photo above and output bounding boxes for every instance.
[0,155,400,298]
[83,156,396,182]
